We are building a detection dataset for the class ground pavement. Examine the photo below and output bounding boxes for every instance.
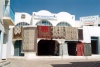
[7,58,100,67]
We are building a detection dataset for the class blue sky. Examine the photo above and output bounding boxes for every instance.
[11,0,100,20]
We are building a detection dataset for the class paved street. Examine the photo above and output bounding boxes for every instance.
[8,58,100,67]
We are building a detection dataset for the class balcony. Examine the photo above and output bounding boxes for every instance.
[3,5,15,26]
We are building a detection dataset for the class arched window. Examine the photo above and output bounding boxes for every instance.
[56,22,71,26]
[36,20,52,26]
[16,22,30,27]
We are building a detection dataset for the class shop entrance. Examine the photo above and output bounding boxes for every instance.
[37,40,59,56]
[14,40,24,56]
[67,41,77,56]
[91,37,98,54]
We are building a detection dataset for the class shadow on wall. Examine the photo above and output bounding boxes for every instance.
[51,61,100,67]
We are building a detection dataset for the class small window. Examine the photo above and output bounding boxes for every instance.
[21,14,25,19]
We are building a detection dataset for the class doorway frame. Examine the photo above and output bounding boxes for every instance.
[91,37,99,54]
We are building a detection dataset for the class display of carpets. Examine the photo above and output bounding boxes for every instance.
[52,26,65,39]
[84,43,92,56]
[76,42,84,56]
[65,27,78,41]
[22,27,37,52]
[37,26,52,39]
[12,26,22,40]
[78,29,83,40]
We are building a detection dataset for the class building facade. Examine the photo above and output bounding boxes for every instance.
[8,10,100,59]
[0,0,15,60]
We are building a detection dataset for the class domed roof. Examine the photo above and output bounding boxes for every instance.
[58,12,71,16]
[36,10,52,15]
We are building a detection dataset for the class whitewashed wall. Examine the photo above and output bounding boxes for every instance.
[7,26,14,58]
[0,0,10,60]
[15,12,32,25]
[32,10,75,27]
[83,26,100,54]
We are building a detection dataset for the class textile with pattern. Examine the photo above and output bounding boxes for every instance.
[78,29,83,40]
[37,26,52,39]
[52,26,65,39]
[65,27,78,40]
[12,27,22,40]
[22,27,37,52]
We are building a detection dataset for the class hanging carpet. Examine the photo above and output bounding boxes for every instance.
[65,27,78,41]
[76,42,84,56]
[22,27,37,52]
[37,26,52,39]
[84,43,92,56]
[12,26,22,40]
[78,29,83,40]
[52,26,65,39]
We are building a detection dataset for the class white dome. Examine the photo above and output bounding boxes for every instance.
[34,10,52,16]
[58,12,71,16]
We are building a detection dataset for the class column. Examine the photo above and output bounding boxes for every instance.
[0,31,4,59]
[62,43,68,56]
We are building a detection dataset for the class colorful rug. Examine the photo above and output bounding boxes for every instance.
[37,26,52,39]
[65,27,78,40]
[52,26,65,39]
[12,26,22,40]
[76,42,84,56]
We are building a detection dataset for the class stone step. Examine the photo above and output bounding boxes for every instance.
[0,61,11,67]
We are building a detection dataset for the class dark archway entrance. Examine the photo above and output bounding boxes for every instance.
[66,41,77,56]
[67,41,84,56]
[37,40,59,56]
[14,40,24,56]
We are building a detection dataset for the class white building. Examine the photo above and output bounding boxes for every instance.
[0,0,15,60]
[31,10,75,27]
[8,10,100,59]
[80,16,100,55]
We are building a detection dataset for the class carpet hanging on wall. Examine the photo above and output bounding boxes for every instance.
[12,26,22,40]
[52,26,65,39]
[84,43,92,56]
[78,29,83,40]
[65,27,78,41]
[22,27,37,52]
[76,42,84,56]
[37,26,52,39]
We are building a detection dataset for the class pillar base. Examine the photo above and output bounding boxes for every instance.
[24,52,37,59]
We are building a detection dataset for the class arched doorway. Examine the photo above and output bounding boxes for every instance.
[14,40,24,56]
[67,41,77,56]
[13,22,30,56]
[14,40,22,56]
[37,40,59,56]
[66,41,84,56]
